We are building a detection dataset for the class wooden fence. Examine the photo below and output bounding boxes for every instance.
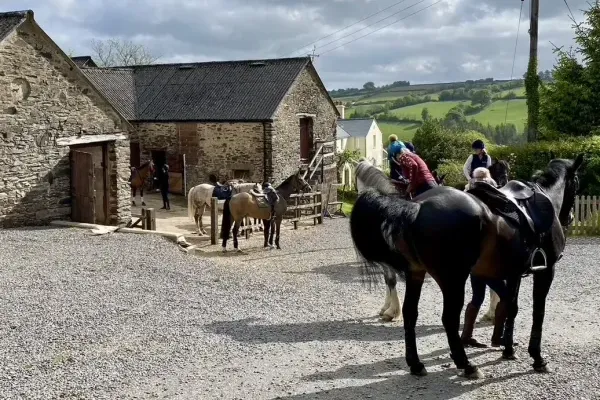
[209,191,324,245]
[568,195,600,236]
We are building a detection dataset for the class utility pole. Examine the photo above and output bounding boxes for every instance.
[526,0,539,142]
[309,45,319,62]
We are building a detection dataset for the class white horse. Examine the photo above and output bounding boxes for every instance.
[187,181,261,235]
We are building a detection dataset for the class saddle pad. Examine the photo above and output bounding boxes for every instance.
[250,192,271,208]
[467,184,524,229]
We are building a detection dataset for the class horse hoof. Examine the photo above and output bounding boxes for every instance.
[502,352,518,361]
[462,367,484,380]
[410,364,427,376]
[132,202,136,206]
[141,202,147,206]
[221,247,227,253]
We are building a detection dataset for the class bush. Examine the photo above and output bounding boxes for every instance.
[493,136,600,195]
[412,119,494,170]
[436,160,467,189]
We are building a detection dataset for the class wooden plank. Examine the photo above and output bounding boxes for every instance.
[211,197,219,245]
[289,213,322,223]
[57,134,127,146]
[287,203,322,211]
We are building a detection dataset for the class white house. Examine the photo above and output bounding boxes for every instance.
[336,117,384,167]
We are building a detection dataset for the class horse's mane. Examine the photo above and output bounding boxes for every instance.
[275,172,299,190]
[532,159,572,189]
[355,161,397,194]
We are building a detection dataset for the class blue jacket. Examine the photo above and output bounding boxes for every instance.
[388,141,406,162]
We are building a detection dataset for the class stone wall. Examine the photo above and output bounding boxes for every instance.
[0,20,131,227]
[133,121,265,190]
[271,66,339,185]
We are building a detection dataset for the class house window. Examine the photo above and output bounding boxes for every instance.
[373,133,376,148]
[233,169,250,180]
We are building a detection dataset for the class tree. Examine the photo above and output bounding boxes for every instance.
[421,107,431,121]
[539,1,600,136]
[90,38,159,67]
[363,81,375,91]
[471,89,492,107]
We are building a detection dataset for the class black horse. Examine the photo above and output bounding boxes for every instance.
[489,158,511,187]
[349,155,583,379]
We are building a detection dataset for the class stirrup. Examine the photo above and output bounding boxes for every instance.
[530,248,547,271]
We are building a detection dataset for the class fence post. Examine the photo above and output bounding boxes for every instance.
[146,208,156,231]
[293,195,299,230]
[211,197,219,245]
[141,208,147,230]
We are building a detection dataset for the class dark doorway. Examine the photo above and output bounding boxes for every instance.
[299,117,314,162]
[130,142,140,167]
[151,150,166,190]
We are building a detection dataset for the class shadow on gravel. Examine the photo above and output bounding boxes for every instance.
[205,317,446,343]
[279,352,532,400]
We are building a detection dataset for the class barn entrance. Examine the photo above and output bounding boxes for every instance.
[70,143,109,224]
[299,117,314,162]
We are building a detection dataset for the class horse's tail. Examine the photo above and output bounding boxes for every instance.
[350,188,420,284]
[187,186,195,221]
[220,198,232,245]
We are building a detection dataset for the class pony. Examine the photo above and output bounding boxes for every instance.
[220,171,312,251]
[187,180,261,235]
[349,155,583,378]
[130,160,155,206]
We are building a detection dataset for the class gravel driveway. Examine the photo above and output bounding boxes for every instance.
[0,220,599,399]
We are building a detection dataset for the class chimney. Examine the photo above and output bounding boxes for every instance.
[335,103,345,119]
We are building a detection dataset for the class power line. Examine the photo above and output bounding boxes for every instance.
[283,0,411,57]
[563,0,576,22]
[319,0,444,56]
[309,0,430,55]
[504,0,525,126]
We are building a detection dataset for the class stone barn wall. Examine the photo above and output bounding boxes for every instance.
[0,20,131,227]
[270,66,339,186]
[133,121,265,190]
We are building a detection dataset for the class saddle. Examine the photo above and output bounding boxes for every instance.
[250,189,274,209]
[468,180,556,273]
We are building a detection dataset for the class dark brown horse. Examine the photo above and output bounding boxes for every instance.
[130,160,155,206]
[350,155,583,379]
[489,158,511,187]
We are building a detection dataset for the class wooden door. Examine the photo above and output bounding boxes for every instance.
[300,118,313,161]
[130,142,140,167]
[71,150,96,224]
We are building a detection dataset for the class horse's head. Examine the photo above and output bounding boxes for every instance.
[294,171,312,193]
[488,158,510,187]
[432,170,446,186]
[534,154,584,227]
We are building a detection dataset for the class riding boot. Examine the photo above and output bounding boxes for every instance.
[461,303,488,348]
[491,300,508,347]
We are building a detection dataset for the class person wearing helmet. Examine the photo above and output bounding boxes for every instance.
[463,139,491,182]
[387,134,407,180]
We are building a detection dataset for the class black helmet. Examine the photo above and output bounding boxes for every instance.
[472,140,485,150]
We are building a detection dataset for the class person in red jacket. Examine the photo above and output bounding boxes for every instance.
[396,147,437,197]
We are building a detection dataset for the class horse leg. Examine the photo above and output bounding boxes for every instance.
[380,266,401,322]
[481,288,500,322]
[528,264,555,373]
[256,218,263,232]
[403,269,426,376]
[441,278,483,379]
[274,218,282,250]
[502,277,523,361]
[268,219,275,247]
[140,187,146,207]
[132,187,137,206]
[262,219,271,248]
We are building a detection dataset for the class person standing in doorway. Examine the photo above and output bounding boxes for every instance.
[160,164,170,210]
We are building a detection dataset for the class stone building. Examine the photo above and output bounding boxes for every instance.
[80,57,340,194]
[0,10,132,227]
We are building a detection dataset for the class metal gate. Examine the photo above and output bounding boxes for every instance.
[70,149,96,223]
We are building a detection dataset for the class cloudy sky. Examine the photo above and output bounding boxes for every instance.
[1,0,589,89]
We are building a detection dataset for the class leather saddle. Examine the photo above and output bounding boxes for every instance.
[249,189,272,208]
[468,180,557,272]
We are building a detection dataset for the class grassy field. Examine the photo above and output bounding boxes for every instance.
[469,99,527,131]
[377,121,420,142]
[387,100,468,120]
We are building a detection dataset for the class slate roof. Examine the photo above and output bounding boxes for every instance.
[71,56,98,68]
[83,68,136,120]
[0,10,28,42]
[336,125,350,139]
[79,57,319,122]
[336,119,375,138]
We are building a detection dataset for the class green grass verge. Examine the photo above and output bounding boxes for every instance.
[378,121,420,142]
[387,101,467,120]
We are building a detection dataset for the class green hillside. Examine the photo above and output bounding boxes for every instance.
[469,99,527,131]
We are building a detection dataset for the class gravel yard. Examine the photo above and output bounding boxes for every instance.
[0,220,599,399]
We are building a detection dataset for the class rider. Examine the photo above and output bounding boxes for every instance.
[262,182,278,220]
[387,135,407,180]
[463,140,492,184]
[464,167,497,191]
[159,164,170,210]
[395,147,437,197]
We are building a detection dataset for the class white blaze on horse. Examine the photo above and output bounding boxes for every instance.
[187,180,261,235]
